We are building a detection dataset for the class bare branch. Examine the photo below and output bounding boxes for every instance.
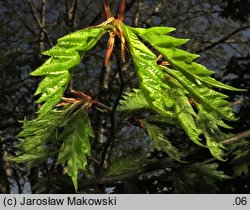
[65,0,78,30]
[25,0,53,48]
[133,0,142,27]
[222,129,250,145]
[99,42,125,173]
[40,0,46,52]
[196,25,250,53]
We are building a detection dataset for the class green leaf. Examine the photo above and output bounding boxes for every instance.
[162,67,236,121]
[137,33,189,48]
[11,105,80,166]
[117,89,149,119]
[131,26,245,92]
[230,150,250,176]
[13,102,94,191]
[196,104,230,160]
[171,59,244,91]
[171,88,203,147]
[192,162,231,179]
[143,120,181,161]
[31,27,106,118]
[107,153,143,176]
[31,50,81,76]
[16,109,65,152]
[170,163,231,193]
[35,73,72,116]
[9,146,57,167]
[123,24,242,158]
[57,109,94,191]
[122,24,176,117]
[56,27,106,52]
[131,26,176,36]
[132,26,237,121]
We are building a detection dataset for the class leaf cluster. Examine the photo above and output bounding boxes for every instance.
[12,102,94,191]
[119,24,244,161]
[12,17,246,192]
[31,27,106,118]
[170,163,231,193]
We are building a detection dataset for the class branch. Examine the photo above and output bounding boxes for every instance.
[196,25,250,53]
[78,129,250,190]
[133,0,142,27]
[36,0,47,52]
[203,39,249,44]
[95,101,113,113]
[0,77,32,93]
[65,0,78,30]
[25,0,53,48]
[222,129,250,145]
[99,41,125,173]
[92,63,111,153]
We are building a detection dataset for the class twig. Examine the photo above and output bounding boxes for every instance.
[133,0,142,27]
[25,0,53,48]
[222,129,250,145]
[95,101,113,112]
[92,61,112,175]
[203,130,250,164]
[65,0,78,30]
[39,0,46,52]
[99,40,125,173]
[196,25,250,53]
[0,77,32,93]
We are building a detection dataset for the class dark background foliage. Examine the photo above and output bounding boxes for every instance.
[0,0,249,193]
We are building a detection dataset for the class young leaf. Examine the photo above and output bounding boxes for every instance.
[12,102,94,191]
[9,146,57,167]
[196,104,230,161]
[131,26,245,91]
[10,108,65,166]
[143,120,181,161]
[117,89,149,119]
[230,150,250,176]
[31,27,106,118]
[123,24,244,160]
[122,24,175,117]
[107,153,143,176]
[57,108,94,191]
[121,24,198,156]
[130,26,176,36]
[170,163,231,193]
[162,67,235,121]
[171,88,203,147]
[16,109,65,152]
